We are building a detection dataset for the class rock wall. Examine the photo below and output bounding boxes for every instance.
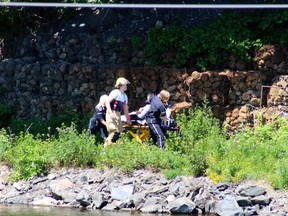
[1,21,288,132]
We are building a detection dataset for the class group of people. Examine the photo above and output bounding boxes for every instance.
[89,77,171,149]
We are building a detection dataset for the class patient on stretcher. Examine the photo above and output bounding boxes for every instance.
[121,112,147,125]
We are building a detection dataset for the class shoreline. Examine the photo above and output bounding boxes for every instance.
[0,166,287,215]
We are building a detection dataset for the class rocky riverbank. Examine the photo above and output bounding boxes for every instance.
[0,165,287,216]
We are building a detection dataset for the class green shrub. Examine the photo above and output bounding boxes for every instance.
[2,106,288,190]
[95,135,193,176]
[4,132,53,181]
[0,128,10,161]
[144,11,288,70]
[165,103,226,176]
[49,123,98,167]
[206,117,288,189]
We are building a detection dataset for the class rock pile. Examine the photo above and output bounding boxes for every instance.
[0,166,287,215]
[267,75,288,107]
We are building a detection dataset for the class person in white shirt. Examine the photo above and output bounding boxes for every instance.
[105,77,131,146]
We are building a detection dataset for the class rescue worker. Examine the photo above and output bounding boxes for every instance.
[105,77,131,146]
[92,94,109,140]
[137,93,154,120]
[161,99,172,138]
[88,95,108,140]
[145,90,170,149]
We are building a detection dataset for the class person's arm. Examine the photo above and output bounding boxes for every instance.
[137,104,150,119]
[106,92,115,119]
[122,102,131,124]
[158,100,168,126]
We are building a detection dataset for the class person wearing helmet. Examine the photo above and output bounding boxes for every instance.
[105,77,131,146]
[144,90,170,149]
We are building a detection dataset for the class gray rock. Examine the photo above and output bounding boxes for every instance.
[111,184,134,200]
[215,195,243,216]
[166,197,196,214]
[128,191,146,209]
[236,196,252,207]
[140,204,162,213]
[237,185,266,197]
[76,190,91,207]
[251,195,271,206]
[32,197,58,206]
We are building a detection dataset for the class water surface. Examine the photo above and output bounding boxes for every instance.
[0,205,142,216]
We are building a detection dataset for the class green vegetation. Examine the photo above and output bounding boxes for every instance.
[145,10,288,70]
[7,111,89,138]
[1,105,288,190]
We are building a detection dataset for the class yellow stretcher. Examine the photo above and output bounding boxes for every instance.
[122,113,181,144]
[123,123,149,144]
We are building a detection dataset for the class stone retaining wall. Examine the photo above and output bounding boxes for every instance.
[1,26,288,132]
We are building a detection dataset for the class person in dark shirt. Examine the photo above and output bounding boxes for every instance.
[95,94,109,140]
[89,94,109,141]
[145,90,170,149]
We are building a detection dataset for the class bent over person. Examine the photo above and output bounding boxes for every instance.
[145,90,170,149]
[94,94,109,140]
[88,94,109,142]
[105,77,131,146]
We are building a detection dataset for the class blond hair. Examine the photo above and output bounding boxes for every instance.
[99,94,109,106]
[158,90,170,102]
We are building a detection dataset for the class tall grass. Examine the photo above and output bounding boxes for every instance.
[206,118,288,189]
[1,106,288,189]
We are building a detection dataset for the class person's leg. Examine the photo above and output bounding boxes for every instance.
[99,126,108,139]
[149,123,165,149]
[105,111,123,146]
[148,126,157,143]
[105,112,117,146]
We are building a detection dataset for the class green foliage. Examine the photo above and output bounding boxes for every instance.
[4,132,53,181]
[166,103,226,176]
[144,11,288,70]
[8,111,89,137]
[0,128,11,161]
[96,135,192,175]
[49,123,98,167]
[206,117,288,189]
[2,105,288,189]
[131,36,143,48]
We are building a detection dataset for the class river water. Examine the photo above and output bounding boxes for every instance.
[0,205,145,216]
[0,205,215,216]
